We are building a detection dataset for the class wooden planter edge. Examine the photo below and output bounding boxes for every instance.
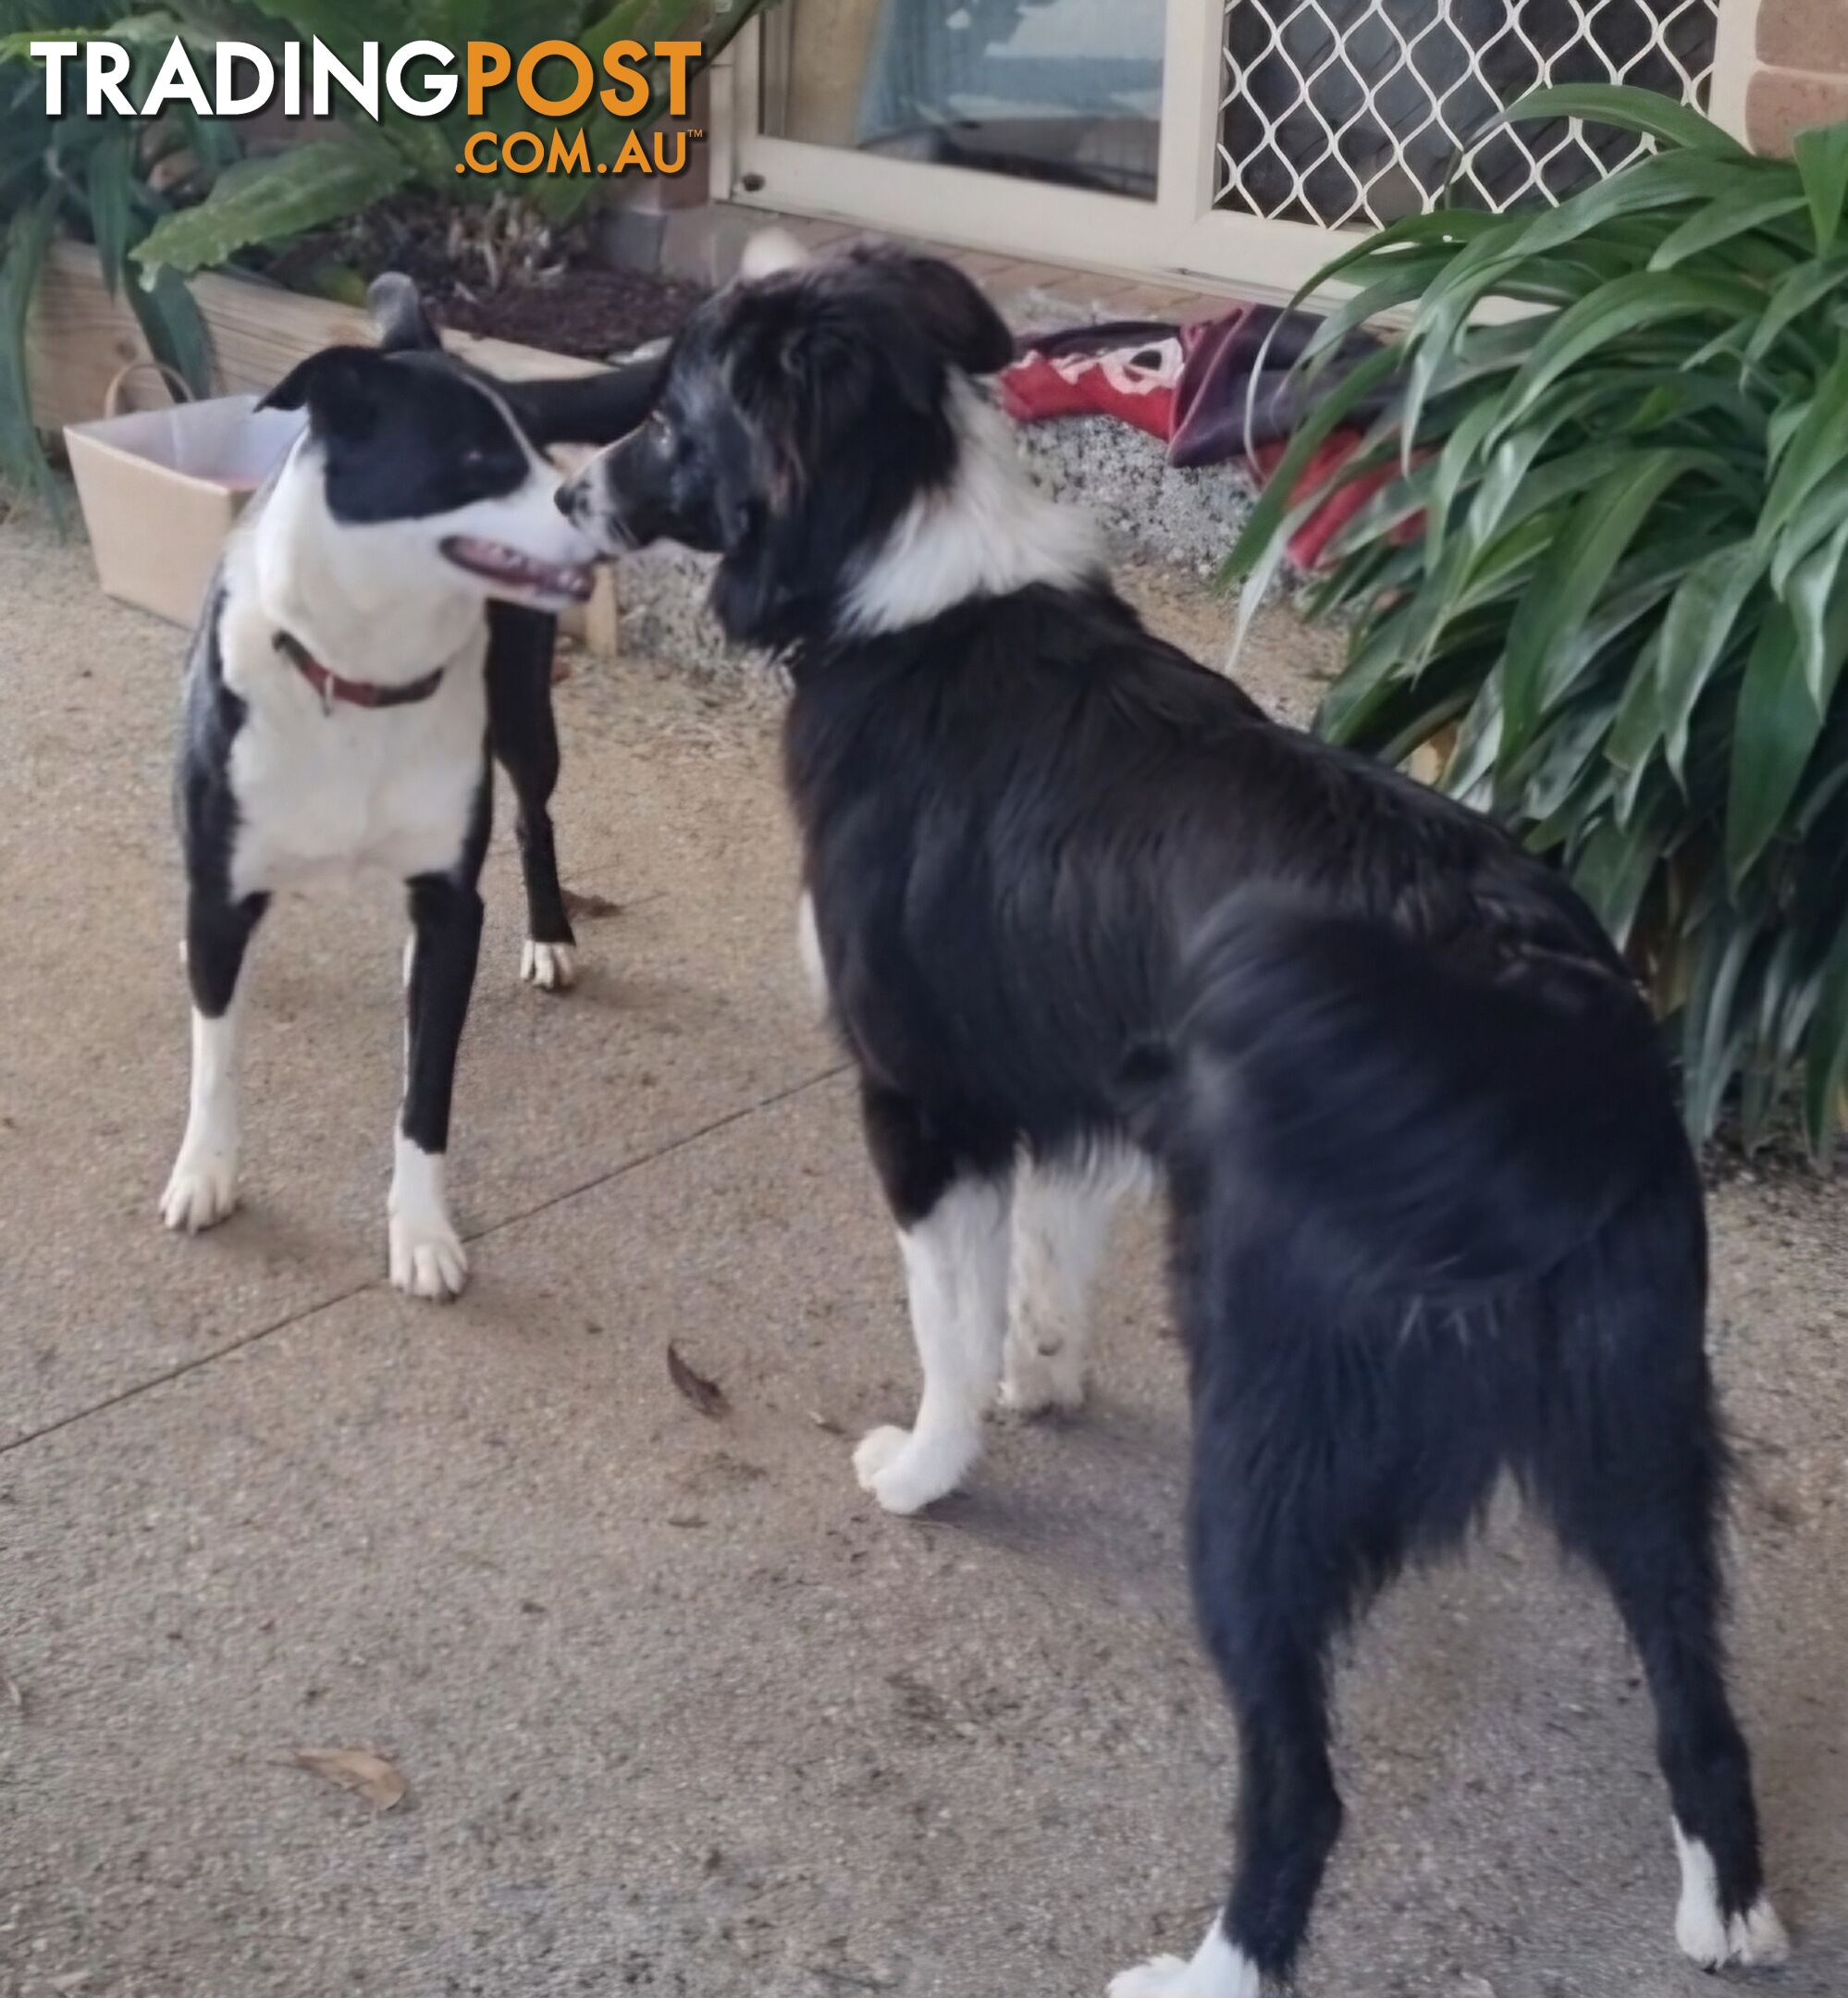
[26,240,619,655]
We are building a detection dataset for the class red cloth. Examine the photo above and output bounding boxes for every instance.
[1000,309,1404,573]
[1250,435,1405,571]
[997,332,1182,438]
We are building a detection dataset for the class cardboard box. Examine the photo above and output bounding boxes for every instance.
[65,388,304,628]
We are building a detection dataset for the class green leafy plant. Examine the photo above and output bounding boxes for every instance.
[1227,85,1848,1159]
[133,0,785,279]
[0,2,224,504]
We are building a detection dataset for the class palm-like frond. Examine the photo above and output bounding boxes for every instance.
[1226,84,1848,1158]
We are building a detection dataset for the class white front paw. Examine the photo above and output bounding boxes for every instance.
[389,1215,469,1301]
[161,1152,240,1233]
[1000,1341,1086,1417]
[852,1424,972,1515]
[521,940,578,993]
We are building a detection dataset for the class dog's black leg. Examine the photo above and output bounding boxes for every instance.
[1114,1466,1352,1995]
[161,885,268,1233]
[1168,1477,1351,1994]
[390,868,486,1301]
[1113,1236,1435,1998]
[1532,1215,1784,1972]
[487,601,576,993]
[852,1079,1016,1514]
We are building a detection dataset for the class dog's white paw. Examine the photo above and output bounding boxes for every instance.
[389,1215,469,1301]
[1109,1926,1263,1998]
[852,1424,972,1515]
[1677,1892,1789,1972]
[1108,1959,1195,1998]
[999,1341,1086,1417]
[521,940,578,993]
[1674,1826,1789,1969]
[388,1134,467,1301]
[1732,1899,1792,1967]
[160,1153,239,1233]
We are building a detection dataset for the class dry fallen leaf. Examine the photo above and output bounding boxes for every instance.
[808,1410,844,1437]
[290,1746,407,1810]
[667,1343,728,1419]
[562,886,622,921]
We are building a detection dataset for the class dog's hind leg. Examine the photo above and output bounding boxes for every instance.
[391,870,486,1300]
[162,887,267,1233]
[1113,1438,1356,1995]
[854,1082,1015,1514]
[1113,1238,1455,1997]
[1001,1151,1130,1417]
[1529,1224,1784,1973]
[487,602,577,993]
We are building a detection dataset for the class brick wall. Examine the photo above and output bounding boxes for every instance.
[1716,0,1848,154]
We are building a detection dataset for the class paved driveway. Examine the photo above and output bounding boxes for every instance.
[2,516,1842,1997]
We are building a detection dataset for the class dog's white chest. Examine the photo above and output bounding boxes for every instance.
[228,659,487,898]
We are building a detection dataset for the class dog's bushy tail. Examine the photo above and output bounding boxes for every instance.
[1127,895,1684,1305]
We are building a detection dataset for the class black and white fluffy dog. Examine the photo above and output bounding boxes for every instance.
[163,278,658,1298]
[555,241,1783,1993]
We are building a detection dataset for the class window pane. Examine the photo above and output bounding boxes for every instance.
[763,0,1166,202]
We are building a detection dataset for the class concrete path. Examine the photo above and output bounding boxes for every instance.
[2,515,1843,1998]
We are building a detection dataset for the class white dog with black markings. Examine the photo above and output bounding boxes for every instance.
[161,278,656,1299]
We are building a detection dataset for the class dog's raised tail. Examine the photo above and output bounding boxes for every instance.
[1127,895,1684,1304]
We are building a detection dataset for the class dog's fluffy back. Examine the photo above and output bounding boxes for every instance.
[787,576,1635,1171]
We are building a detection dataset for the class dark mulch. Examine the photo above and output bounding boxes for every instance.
[431,266,706,359]
[263,193,708,363]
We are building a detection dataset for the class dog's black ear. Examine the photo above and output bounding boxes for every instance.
[500,346,671,449]
[257,346,382,438]
[367,272,441,354]
[880,253,1016,376]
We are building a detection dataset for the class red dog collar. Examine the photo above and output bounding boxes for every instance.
[276,631,445,711]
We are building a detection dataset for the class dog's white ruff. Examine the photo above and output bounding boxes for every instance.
[161,1002,245,1232]
[388,1129,468,1301]
[843,381,1103,637]
[522,939,578,992]
[1109,1921,1263,1998]
[1672,1821,1788,1969]
[1002,1151,1137,1414]
[856,1177,1013,1513]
